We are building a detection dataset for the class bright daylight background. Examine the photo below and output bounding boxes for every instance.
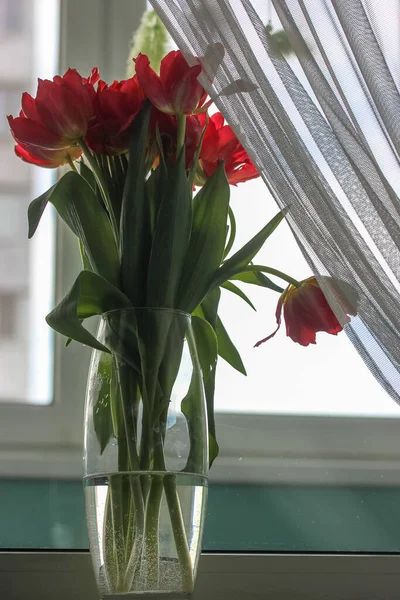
[211,0,400,417]
[0,0,57,405]
[0,0,399,419]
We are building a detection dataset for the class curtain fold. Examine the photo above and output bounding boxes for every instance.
[150,0,400,401]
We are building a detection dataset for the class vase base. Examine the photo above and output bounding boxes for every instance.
[103,594,191,600]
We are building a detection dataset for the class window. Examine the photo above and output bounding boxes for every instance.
[0,1,400,599]
[0,0,27,34]
[0,0,55,404]
[0,292,18,338]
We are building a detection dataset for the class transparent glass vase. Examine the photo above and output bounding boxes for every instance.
[83,308,209,600]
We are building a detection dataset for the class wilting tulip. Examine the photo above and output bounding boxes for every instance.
[255,276,359,347]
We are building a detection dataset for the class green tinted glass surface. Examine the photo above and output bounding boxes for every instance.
[1,480,399,552]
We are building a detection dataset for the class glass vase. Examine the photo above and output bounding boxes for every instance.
[83,308,209,599]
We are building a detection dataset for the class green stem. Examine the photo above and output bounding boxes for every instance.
[139,370,161,471]
[122,474,145,591]
[242,264,301,288]
[67,155,78,172]
[144,475,164,589]
[103,488,118,591]
[164,475,194,593]
[176,114,187,157]
[116,362,140,471]
[109,477,125,591]
[77,138,119,241]
[223,207,236,260]
[105,362,146,593]
[116,369,143,579]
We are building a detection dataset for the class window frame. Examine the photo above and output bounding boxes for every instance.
[1,2,400,598]
[0,0,398,485]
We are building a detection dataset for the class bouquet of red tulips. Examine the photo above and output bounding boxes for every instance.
[8,49,358,596]
[7,49,298,461]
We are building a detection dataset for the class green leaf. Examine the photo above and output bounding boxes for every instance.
[120,102,152,305]
[46,270,132,352]
[147,149,192,307]
[212,208,288,290]
[201,287,221,329]
[191,315,218,383]
[215,316,246,375]
[231,269,284,293]
[178,162,230,313]
[110,154,128,226]
[197,287,221,467]
[93,352,114,454]
[79,239,92,272]
[221,281,256,311]
[181,366,208,473]
[187,121,207,191]
[28,182,57,238]
[51,171,119,286]
[145,164,165,235]
[155,125,168,174]
[204,365,219,467]
[101,154,126,227]
[79,158,97,191]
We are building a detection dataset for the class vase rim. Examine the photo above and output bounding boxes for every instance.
[101,306,192,319]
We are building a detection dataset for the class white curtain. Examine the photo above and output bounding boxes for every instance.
[150,0,400,401]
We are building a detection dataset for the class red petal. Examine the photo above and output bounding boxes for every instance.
[7,115,67,149]
[35,79,90,139]
[170,64,203,114]
[160,51,205,114]
[291,283,341,333]
[211,112,225,130]
[254,289,286,347]
[160,51,187,91]
[61,68,85,88]
[193,97,213,113]
[226,162,259,185]
[21,93,39,120]
[135,53,171,113]
[283,296,318,346]
[282,278,344,345]
[15,142,81,167]
[83,67,100,86]
[216,126,240,154]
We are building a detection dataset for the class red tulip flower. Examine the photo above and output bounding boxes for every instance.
[85,76,145,155]
[8,68,98,151]
[135,51,211,115]
[197,112,259,185]
[15,142,82,168]
[255,276,359,347]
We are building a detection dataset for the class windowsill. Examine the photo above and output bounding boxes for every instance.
[1,552,400,599]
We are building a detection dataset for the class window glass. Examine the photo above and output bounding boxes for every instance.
[216,179,400,416]
[0,0,400,563]
[0,0,57,403]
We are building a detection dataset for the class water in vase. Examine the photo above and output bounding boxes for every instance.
[84,472,208,599]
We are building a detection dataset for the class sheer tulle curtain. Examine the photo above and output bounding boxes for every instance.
[150,0,400,402]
